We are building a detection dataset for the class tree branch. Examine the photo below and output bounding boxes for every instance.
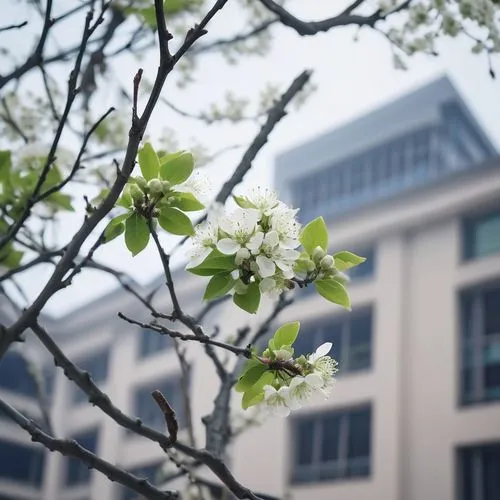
[0,20,28,33]
[0,397,178,500]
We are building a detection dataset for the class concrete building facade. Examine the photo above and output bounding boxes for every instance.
[1,76,499,500]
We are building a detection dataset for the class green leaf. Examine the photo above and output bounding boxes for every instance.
[333,250,366,271]
[232,195,256,209]
[158,207,194,236]
[104,214,129,243]
[241,371,275,410]
[315,279,351,309]
[0,150,12,187]
[42,165,63,190]
[125,212,150,256]
[203,272,235,300]
[138,142,160,181]
[300,216,329,254]
[233,282,260,314]
[0,246,23,268]
[117,185,133,209]
[273,321,300,349]
[235,364,267,393]
[160,151,194,185]
[169,192,205,211]
[187,249,236,276]
[46,192,73,211]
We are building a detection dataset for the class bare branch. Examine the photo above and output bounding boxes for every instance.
[0,397,178,500]
[152,390,179,444]
[0,20,28,33]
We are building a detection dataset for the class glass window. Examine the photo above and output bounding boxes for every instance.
[65,429,98,487]
[139,328,172,358]
[72,350,109,404]
[291,406,371,484]
[0,439,45,486]
[0,351,38,397]
[132,377,184,433]
[458,443,500,500]
[463,209,500,260]
[293,308,373,373]
[460,284,500,405]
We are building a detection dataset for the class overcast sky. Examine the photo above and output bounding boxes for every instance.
[4,1,500,316]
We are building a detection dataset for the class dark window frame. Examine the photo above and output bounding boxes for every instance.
[462,207,500,262]
[456,441,500,500]
[0,439,45,487]
[138,327,173,359]
[459,281,500,407]
[289,404,372,485]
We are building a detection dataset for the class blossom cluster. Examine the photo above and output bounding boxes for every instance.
[188,188,302,299]
[260,342,338,418]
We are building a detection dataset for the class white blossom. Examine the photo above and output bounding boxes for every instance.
[186,221,218,267]
[262,385,292,417]
[217,208,260,255]
[287,374,324,406]
[269,207,301,249]
[176,169,211,202]
[246,187,280,216]
[307,342,338,392]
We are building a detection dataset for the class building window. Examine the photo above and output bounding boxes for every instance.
[65,429,98,487]
[0,439,45,486]
[291,405,371,484]
[463,209,500,261]
[458,442,500,500]
[460,283,500,405]
[138,328,172,358]
[294,307,373,374]
[0,351,38,397]
[132,377,184,433]
[72,350,109,404]
[120,462,163,500]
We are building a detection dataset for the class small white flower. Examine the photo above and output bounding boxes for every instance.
[187,221,217,267]
[307,342,338,395]
[176,169,211,203]
[256,254,275,277]
[262,385,291,417]
[217,208,260,255]
[247,187,280,216]
[288,374,324,405]
[270,206,301,249]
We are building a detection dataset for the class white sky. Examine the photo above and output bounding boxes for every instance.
[3,1,500,316]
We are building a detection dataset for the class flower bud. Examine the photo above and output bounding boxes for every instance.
[161,180,171,192]
[147,178,164,195]
[305,259,316,272]
[129,183,144,203]
[134,176,147,190]
[320,255,334,270]
[312,246,326,263]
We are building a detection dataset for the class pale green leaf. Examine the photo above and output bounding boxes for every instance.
[333,250,366,271]
[104,213,129,243]
[187,249,236,276]
[158,207,194,236]
[169,192,205,211]
[235,364,267,393]
[125,212,150,256]
[160,151,194,185]
[273,321,300,349]
[233,281,260,314]
[203,272,235,300]
[300,216,329,254]
[138,142,160,180]
[315,279,351,309]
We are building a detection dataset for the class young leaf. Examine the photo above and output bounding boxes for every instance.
[104,214,129,243]
[169,192,205,211]
[160,151,194,185]
[333,250,366,271]
[187,249,236,276]
[235,364,267,393]
[125,212,150,256]
[273,321,300,349]
[241,371,275,410]
[158,207,194,236]
[315,279,351,309]
[203,272,235,300]
[117,185,133,209]
[233,282,260,314]
[138,142,160,180]
[0,246,23,268]
[233,195,256,209]
[300,216,329,254]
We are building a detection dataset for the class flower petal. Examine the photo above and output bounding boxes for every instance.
[187,247,212,268]
[264,230,279,248]
[315,342,332,358]
[256,255,276,278]
[246,231,264,253]
[305,373,324,388]
[217,238,240,255]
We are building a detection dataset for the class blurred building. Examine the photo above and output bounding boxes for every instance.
[1,75,500,500]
